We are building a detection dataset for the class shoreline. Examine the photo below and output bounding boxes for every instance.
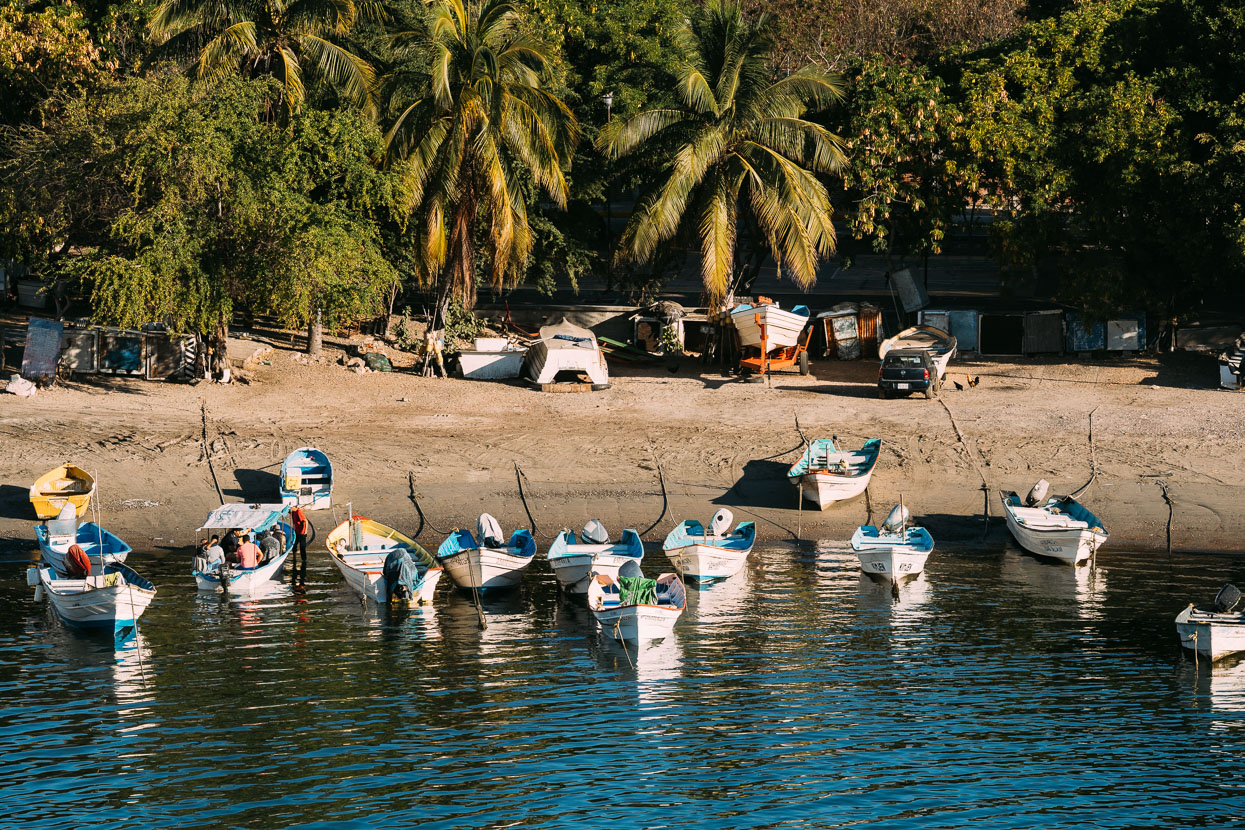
[2,343,1241,558]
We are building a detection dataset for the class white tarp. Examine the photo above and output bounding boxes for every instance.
[199,503,287,531]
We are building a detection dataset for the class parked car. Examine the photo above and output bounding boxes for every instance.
[878,349,940,399]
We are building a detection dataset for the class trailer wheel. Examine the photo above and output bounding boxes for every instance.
[798,351,810,375]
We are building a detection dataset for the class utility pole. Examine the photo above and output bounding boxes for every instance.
[602,91,614,285]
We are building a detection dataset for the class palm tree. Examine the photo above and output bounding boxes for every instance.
[384,0,578,315]
[599,0,847,304]
[149,0,380,116]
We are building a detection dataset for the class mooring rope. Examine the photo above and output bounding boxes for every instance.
[513,463,547,539]
[639,450,670,538]
[407,471,454,538]
[1070,406,1100,499]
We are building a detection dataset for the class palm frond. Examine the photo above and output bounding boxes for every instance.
[299,34,376,108]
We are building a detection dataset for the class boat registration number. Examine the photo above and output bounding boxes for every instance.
[896,383,909,390]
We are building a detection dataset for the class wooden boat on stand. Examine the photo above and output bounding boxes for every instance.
[662,509,755,582]
[788,438,881,510]
[436,514,536,591]
[327,512,443,604]
[546,521,644,593]
[588,560,686,642]
[730,301,813,377]
[1000,480,1108,565]
[30,464,96,519]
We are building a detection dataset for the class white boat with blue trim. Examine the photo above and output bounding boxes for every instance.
[29,560,156,631]
[327,514,443,604]
[730,302,811,349]
[1001,480,1108,565]
[588,561,686,642]
[192,503,292,593]
[1176,584,1245,662]
[546,521,644,593]
[663,509,755,582]
[280,446,333,510]
[850,504,934,581]
[437,514,536,591]
[788,438,881,510]
[36,503,131,576]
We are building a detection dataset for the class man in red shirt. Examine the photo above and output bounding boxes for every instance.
[236,534,262,569]
[289,505,309,585]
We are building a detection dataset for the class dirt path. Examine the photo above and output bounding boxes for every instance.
[2,345,1241,556]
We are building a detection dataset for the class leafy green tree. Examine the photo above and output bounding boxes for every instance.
[0,0,110,127]
[148,0,380,116]
[599,0,847,304]
[383,0,579,318]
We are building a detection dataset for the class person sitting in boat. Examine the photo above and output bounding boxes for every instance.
[258,529,281,563]
[236,534,262,569]
[203,535,225,569]
[65,544,91,578]
[221,528,242,562]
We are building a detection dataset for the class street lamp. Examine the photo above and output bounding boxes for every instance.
[602,92,615,284]
[602,91,614,122]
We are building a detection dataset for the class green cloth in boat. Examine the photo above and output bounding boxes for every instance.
[619,576,657,605]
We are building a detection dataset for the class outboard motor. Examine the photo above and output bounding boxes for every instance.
[617,558,643,580]
[881,504,910,533]
[1215,583,1242,613]
[1025,479,1050,507]
[382,548,416,602]
[581,519,610,545]
[477,513,505,548]
[709,508,734,537]
[46,502,78,547]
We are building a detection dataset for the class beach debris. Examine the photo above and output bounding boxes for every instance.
[6,374,36,397]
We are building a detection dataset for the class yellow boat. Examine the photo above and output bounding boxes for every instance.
[29,464,97,519]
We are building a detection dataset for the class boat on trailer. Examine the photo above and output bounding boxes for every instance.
[1176,584,1245,662]
[850,504,934,581]
[878,325,957,380]
[327,514,443,604]
[788,438,881,510]
[35,503,131,576]
[30,464,96,520]
[1000,480,1108,565]
[663,509,755,582]
[29,560,156,631]
[546,521,644,593]
[280,447,333,510]
[436,514,536,591]
[192,503,293,593]
[730,302,811,349]
[588,561,686,642]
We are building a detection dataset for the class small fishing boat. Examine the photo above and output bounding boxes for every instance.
[436,514,536,591]
[326,514,443,604]
[192,503,293,593]
[1176,584,1245,662]
[662,509,756,582]
[1000,480,1108,565]
[730,302,811,349]
[28,560,156,631]
[525,318,610,387]
[588,561,686,642]
[35,504,131,576]
[29,464,96,519]
[546,521,645,593]
[280,447,333,510]
[850,504,934,581]
[878,325,957,380]
[788,438,881,510]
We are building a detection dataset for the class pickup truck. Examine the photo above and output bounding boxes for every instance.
[878,349,940,399]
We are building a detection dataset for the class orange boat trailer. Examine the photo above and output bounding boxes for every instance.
[737,311,813,377]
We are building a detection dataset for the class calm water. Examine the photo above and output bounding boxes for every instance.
[2,541,1244,829]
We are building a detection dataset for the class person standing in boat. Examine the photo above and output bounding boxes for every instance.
[290,506,309,585]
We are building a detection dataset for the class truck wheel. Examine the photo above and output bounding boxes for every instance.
[798,351,810,375]
[878,388,888,399]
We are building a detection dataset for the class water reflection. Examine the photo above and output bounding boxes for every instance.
[1000,549,1109,619]
[687,567,751,628]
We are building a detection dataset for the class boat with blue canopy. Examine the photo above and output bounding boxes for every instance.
[436,514,535,591]
[193,503,293,593]
[280,447,333,510]
[663,509,755,582]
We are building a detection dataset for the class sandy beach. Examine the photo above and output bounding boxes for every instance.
[2,339,1241,556]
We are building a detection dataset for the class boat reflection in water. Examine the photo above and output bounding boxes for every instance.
[1000,548,1109,620]
[686,566,752,630]
[324,578,442,641]
[856,572,933,626]
[1177,653,1245,729]
[595,632,684,711]
[112,628,156,718]
[438,591,535,664]
[811,541,864,592]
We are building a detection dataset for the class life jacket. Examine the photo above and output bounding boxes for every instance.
[291,508,309,536]
[66,544,91,578]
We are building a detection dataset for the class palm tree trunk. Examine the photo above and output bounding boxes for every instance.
[212,318,231,384]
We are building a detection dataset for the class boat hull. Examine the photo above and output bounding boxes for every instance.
[37,569,155,629]
[1004,514,1104,564]
[592,605,681,642]
[194,553,288,593]
[1176,606,1245,661]
[550,553,636,593]
[796,471,872,509]
[30,465,96,520]
[36,524,130,575]
[854,547,931,581]
[665,544,749,582]
[330,550,442,604]
[731,305,809,349]
[440,547,532,590]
